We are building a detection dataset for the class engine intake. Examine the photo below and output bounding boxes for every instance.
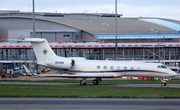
[70,59,75,68]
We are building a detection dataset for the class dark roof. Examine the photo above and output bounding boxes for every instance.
[44,17,177,34]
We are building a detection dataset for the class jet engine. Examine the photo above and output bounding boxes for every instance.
[45,58,75,69]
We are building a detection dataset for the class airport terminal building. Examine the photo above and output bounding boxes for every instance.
[0,10,180,70]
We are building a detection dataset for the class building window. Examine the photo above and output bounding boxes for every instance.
[117,66,120,70]
[63,35,70,37]
[130,67,134,70]
[97,65,100,69]
[137,67,141,70]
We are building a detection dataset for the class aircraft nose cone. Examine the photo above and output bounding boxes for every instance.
[174,72,177,76]
[171,71,177,76]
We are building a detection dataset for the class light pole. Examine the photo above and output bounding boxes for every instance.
[32,0,36,73]
[33,0,35,38]
[115,0,118,60]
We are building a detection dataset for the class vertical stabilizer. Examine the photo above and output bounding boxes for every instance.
[23,38,59,65]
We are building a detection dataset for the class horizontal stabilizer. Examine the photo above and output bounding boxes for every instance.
[10,38,46,43]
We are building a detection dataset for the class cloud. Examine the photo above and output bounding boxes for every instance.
[37,4,114,13]
[36,3,180,20]
[0,0,180,20]
[121,4,180,20]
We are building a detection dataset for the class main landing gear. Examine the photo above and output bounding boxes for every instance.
[80,78,101,85]
[93,78,101,85]
[80,78,87,85]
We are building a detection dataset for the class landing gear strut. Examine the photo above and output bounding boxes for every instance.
[80,78,87,85]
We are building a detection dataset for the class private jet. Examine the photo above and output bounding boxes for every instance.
[14,38,177,86]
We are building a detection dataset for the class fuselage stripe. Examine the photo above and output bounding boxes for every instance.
[67,70,166,74]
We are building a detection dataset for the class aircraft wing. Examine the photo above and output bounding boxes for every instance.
[38,74,114,78]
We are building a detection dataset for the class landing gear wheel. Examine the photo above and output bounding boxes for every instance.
[161,79,167,86]
[162,83,166,86]
[80,80,86,85]
[93,79,99,85]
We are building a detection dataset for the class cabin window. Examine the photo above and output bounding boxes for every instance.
[110,66,114,69]
[103,66,107,69]
[64,34,70,37]
[97,65,100,69]
[117,66,120,70]
[124,67,127,70]
[137,67,141,70]
[130,67,134,70]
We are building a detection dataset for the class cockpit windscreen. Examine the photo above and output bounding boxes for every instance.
[157,65,167,69]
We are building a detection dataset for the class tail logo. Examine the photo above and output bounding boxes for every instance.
[42,48,48,55]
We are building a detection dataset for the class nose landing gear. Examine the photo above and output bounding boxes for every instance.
[162,82,166,86]
[161,78,166,86]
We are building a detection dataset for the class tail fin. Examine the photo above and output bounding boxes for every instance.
[20,38,59,65]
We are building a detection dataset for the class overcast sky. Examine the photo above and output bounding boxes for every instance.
[0,0,180,20]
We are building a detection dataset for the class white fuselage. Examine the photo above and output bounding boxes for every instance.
[45,58,176,78]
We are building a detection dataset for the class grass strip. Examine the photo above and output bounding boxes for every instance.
[0,84,180,98]
[0,79,180,84]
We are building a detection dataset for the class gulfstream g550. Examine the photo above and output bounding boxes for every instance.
[16,38,177,86]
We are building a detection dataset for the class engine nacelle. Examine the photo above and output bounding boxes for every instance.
[45,58,75,69]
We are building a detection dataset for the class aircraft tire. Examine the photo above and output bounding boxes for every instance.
[93,79,99,85]
[80,80,86,85]
[162,83,166,86]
